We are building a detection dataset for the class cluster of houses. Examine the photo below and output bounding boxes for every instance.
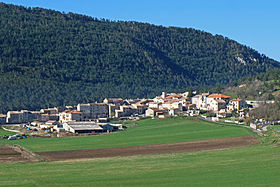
[0,91,260,134]
[192,93,248,117]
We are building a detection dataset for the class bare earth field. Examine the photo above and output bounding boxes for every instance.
[0,145,40,163]
[0,145,29,163]
[37,135,259,161]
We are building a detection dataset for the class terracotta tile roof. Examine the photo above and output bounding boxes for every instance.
[107,98,123,101]
[165,94,182,99]
[138,99,153,104]
[41,114,50,116]
[68,111,82,114]
[63,110,82,114]
[208,94,230,99]
[89,103,106,106]
[46,120,57,123]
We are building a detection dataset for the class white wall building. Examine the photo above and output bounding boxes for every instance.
[227,99,247,112]
[191,93,209,110]
[59,110,82,123]
[77,103,109,120]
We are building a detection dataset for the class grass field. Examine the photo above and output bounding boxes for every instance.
[1,118,278,186]
[1,144,280,186]
[0,128,16,136]
[0,117,254,152]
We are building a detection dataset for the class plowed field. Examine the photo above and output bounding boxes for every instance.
[0,146,29,162]
[37,135,259,161]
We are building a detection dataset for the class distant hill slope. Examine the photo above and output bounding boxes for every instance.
[0,3,279,113]
[223,68,280,101]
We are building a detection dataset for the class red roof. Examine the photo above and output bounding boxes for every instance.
[69,111,82,114]
[89,103,106,106]
[165,94,182,99]
[208,94,230,99]
[64,110,82,114]
[107,98,123,101]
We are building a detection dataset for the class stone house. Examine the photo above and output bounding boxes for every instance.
[191,93,210,110]
[115,106,138,118]
[227,99,247,112]
[145,108,167,117]
[77,103,109,120]
[6,110,39,124]
[59,110,82,123]
[207,99,227,112]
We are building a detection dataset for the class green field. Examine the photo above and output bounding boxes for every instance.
[0,128,16,136]
[1,144,280,186]
[0,117,254,152]
[2,118,279,186]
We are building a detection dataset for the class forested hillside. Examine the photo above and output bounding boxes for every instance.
[0,3,279,113]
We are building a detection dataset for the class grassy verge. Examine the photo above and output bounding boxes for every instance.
[0,128,16,136]
[260,125,280,145]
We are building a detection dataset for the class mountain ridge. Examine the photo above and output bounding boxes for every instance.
[0,2,279,113]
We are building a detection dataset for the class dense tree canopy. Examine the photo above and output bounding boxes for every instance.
[0,3,279,113]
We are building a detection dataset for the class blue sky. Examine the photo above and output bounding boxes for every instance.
[1,0,280,61]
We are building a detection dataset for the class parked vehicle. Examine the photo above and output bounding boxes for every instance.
[8,136,16,140]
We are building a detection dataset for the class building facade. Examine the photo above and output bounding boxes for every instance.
[77,103,109,120]
[59,110,83,123]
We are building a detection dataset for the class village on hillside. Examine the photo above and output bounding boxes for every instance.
[0,90,278,138]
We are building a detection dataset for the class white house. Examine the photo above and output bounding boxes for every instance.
[206,94,230,104]
[227,99,247,112]
[6,110,38,124]
[191,93,209,110]
[77,103,109,120]
[145,108,164,117]
[115,106,137,118]
[208,99,227,112]
[59,110,82,123]
[161,100,183,111]
[148,102,161,109]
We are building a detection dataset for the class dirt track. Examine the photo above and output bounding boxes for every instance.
[36,136,259,161]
